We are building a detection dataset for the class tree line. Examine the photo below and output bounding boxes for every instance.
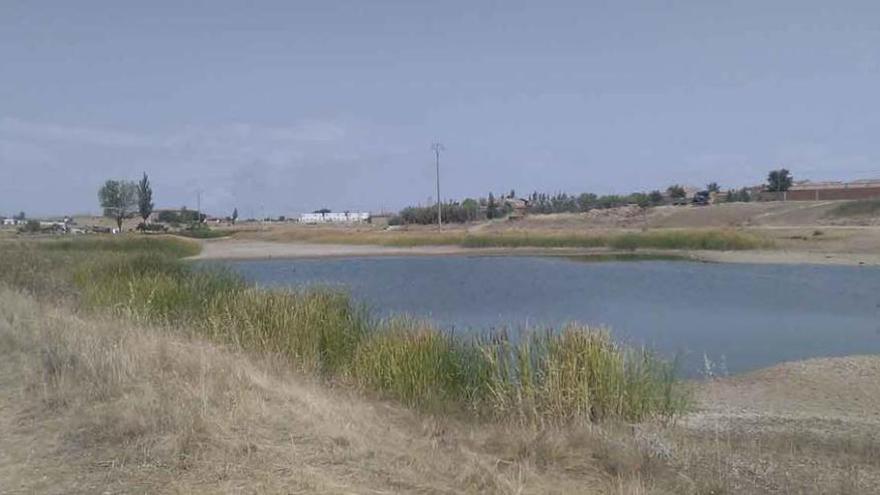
[389,168,794,225]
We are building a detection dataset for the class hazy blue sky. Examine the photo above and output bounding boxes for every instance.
[3,1,880,217]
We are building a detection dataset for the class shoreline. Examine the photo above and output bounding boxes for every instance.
[191,238,880,266]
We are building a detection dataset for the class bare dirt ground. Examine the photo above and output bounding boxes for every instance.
[675,356,880,492]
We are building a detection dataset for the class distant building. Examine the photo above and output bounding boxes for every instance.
[503,198,530,218]
[783,180,880,201]
[299,212,371,224]
[2,218,15,226]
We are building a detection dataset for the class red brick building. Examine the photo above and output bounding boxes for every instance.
[783,180,880,201]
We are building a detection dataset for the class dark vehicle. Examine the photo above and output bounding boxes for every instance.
[692,190,711,206]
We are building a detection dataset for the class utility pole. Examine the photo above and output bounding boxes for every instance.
[432,142,444,226]
[196,190,202,224]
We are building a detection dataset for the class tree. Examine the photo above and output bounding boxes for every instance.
[21,220,41,233]
[231,207,239,225]
[667,184,686,199]
[766,169,793,192]
[461,198,479,221]
[98,179,138,231]
[137,172,154,224]
[628,192,651,208]
[707,182,720,193]
[648,190,665,206]
[725,188,752,203]
[13,211,25,221]
[487,193,498,219]
[576,193,598,212]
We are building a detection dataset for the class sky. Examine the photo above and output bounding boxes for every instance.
[2,1,880,217]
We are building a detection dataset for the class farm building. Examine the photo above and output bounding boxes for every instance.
[299,212,371,224]
[783,180,880,201]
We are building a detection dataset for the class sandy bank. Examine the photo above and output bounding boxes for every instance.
[687,354,880,441]
[192,238,880,266]
[194,239,472,260]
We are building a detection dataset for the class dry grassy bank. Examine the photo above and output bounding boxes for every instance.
[3,288,879,493]
[239,226,769,252]
[0,289,701,494]
[1,237,879,493]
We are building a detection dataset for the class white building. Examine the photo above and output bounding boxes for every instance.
[299,212,371,224]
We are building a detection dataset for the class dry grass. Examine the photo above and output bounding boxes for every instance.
[243,225,769,251]
[3,237,880,493]
[0,288,691,494]
[827,199,880,218]
[0,238,686,424]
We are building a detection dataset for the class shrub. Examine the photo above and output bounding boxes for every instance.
[136,222,168,232]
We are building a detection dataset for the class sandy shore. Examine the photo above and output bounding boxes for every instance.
[194,239,474,260]
[192,237,880,266]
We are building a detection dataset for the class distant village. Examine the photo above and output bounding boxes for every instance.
[5,174,880,234]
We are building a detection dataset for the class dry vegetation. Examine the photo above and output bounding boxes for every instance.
[238,225,769,252]
[215,201,880,266]
[1,236,879,493]
[0,288,708,494]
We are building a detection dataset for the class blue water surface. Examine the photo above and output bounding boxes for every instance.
[213,256,880,376]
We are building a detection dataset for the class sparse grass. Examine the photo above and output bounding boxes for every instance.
[176,227,233,239]
[0,237,689,424]
[254,226,770,251]
[242,227,773,251]
[43,235,201,257]
[607,230,767,251]
[462,230,766,251]
[828,199,880,218]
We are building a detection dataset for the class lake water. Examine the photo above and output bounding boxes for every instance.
[216,256,880,376]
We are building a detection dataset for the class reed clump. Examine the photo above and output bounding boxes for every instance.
[608,229,767,251]
[477,328,686,424]
[461,229,766,251]
[0,236,689,424]
[262,226,767,251]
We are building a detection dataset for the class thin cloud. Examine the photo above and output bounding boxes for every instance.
[0,118,156,148]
